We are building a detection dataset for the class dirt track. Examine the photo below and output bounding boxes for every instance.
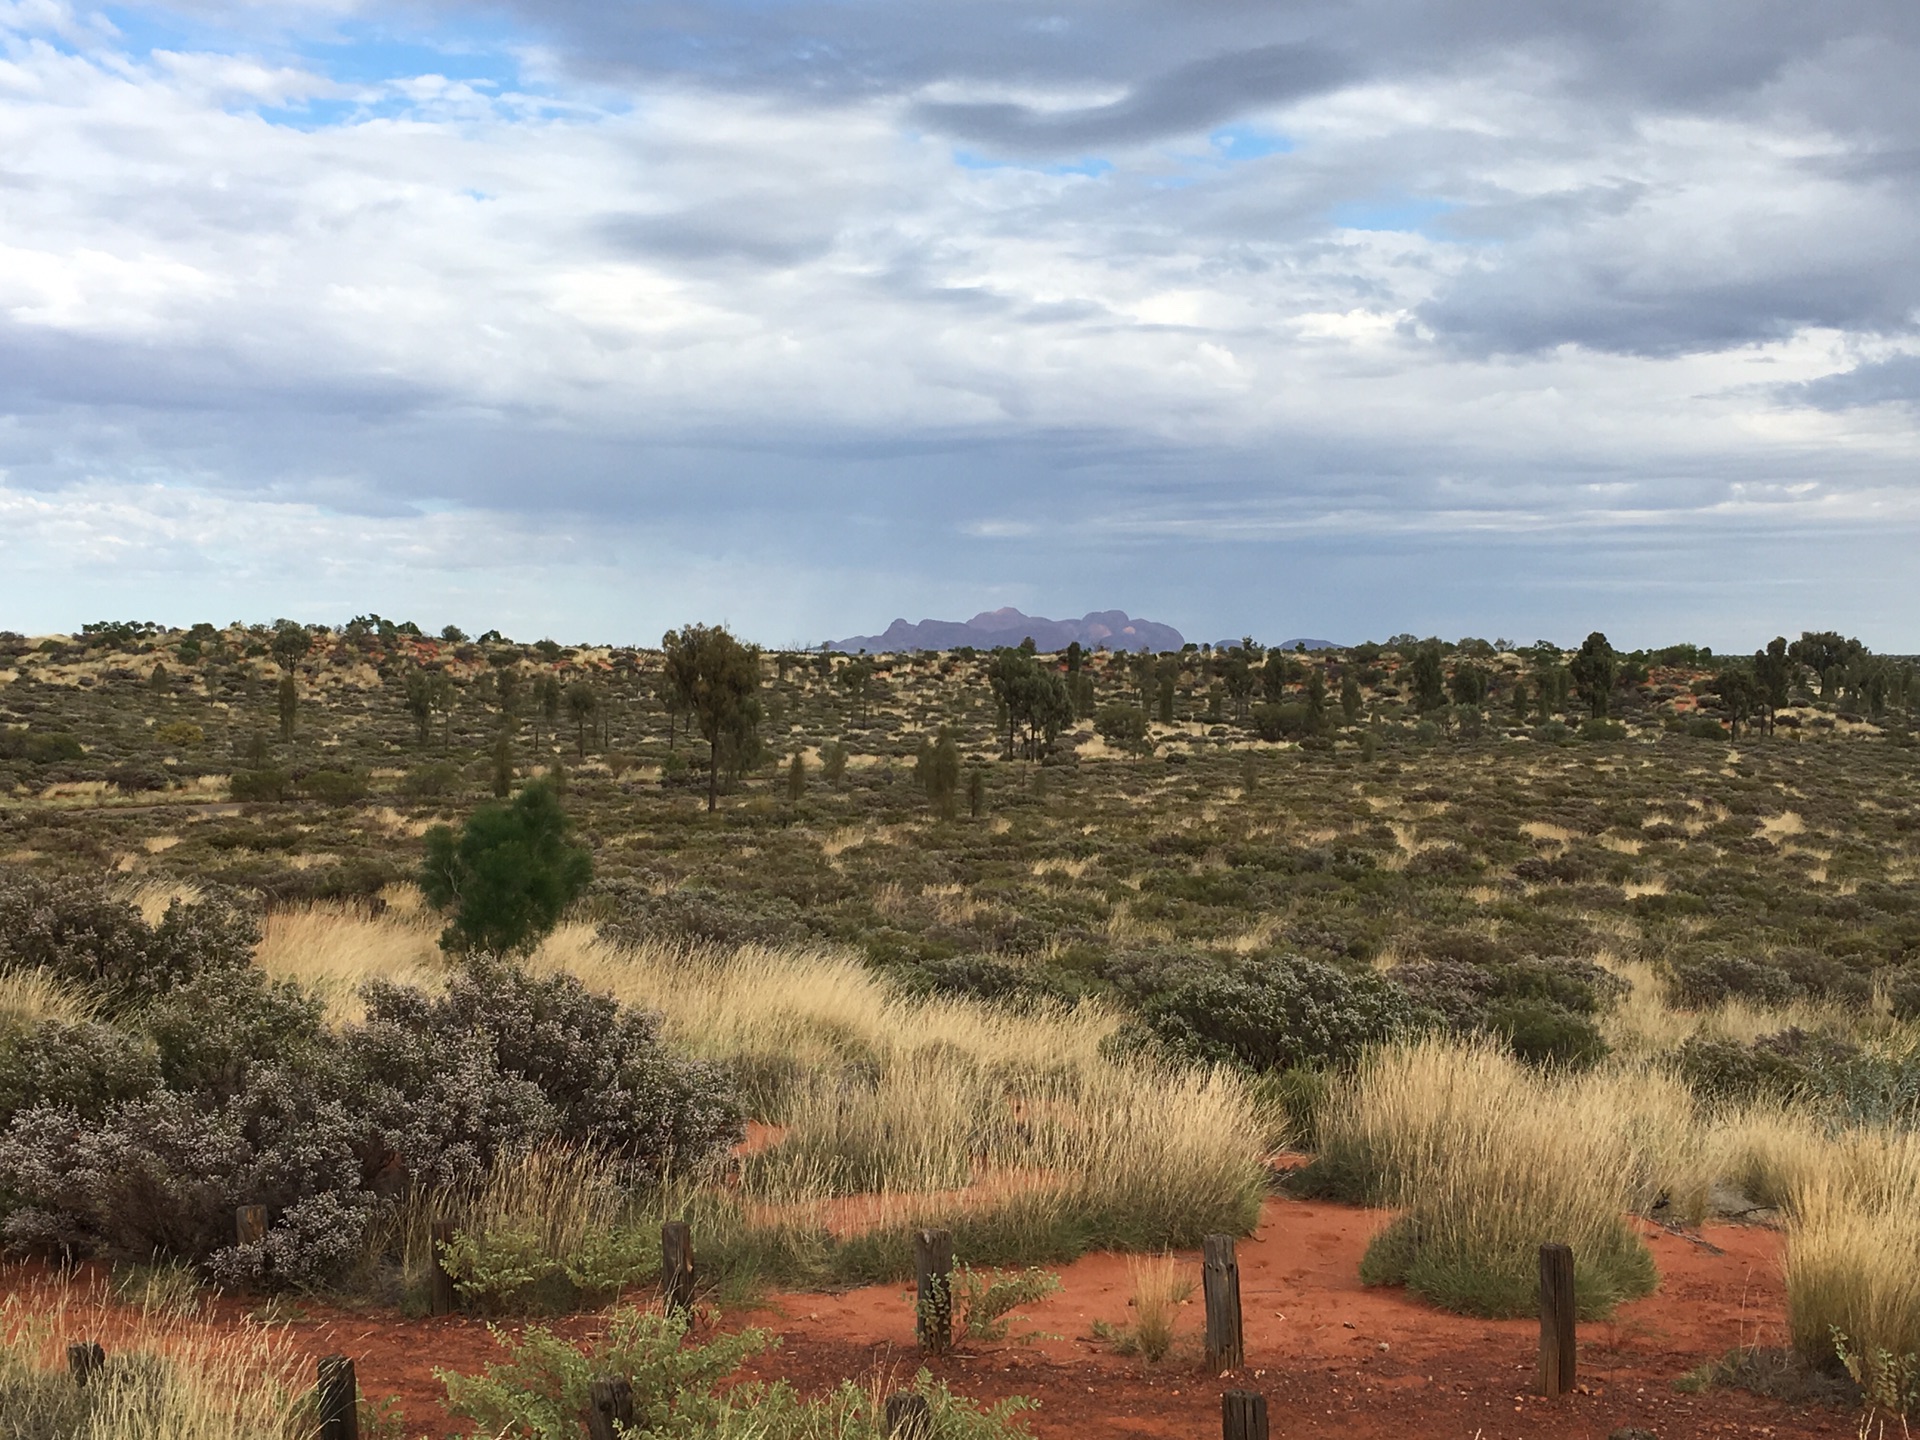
[118,1196,1847,1439]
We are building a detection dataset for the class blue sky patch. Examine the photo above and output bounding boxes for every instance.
[1208,125,1294,162]
[954,150,1113,178]
[1330,195,1456,234]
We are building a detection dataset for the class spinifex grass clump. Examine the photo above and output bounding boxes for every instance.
[1781,1131,1920,1404]
[1318,1037,1661,1318]
[0,1290,307,1440]
[548,936,1273,1281]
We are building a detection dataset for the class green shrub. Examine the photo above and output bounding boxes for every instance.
[440,1224,657,1314]
[0,876,257,1013]
[403,761,462,798]
[1130,953,1418,1072]
[300,769,368,804]
[230,769,291,802]
[441,1305,1036,1440]
[1884,967,1920,1021]
[1484,998,1607,1068]
[0,1011,161,1130]
[1670,952,1795,1009]
[955,1264,1062,1339]
[1675,1036,1809,1103]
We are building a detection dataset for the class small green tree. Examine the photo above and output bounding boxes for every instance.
[566,680,599,759]
[1409,643,1447,712]
[1711,668,1760,740]
[539,674,562,742]
[786,751,806,802]
[1340,675,1362,725]
[404,668,434,744]
[967,766,986,818]
[420,782,592,955]
[491,733,515,799]
[1753,638,1791,733]
[1568,632,1618,718]
[270,620,311,674]
[276,674,297,740]
[1095,702,1150,753]
[821,739,848,786]
[661,623,762,812]
[1157,673,1175,724]
[1305,668,1329,731]
[916,727,961,820]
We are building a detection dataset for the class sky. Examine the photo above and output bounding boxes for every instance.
[0,0,1917,651]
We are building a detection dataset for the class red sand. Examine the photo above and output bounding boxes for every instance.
[7,1198,1851,1439]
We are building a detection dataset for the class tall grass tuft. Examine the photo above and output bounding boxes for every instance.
[1318,1036,1663,1318]
[1781,1130,1920,1402]
[0,967,97,1024]
[1125,1252,1192,1361]
[0,1287,306,1439]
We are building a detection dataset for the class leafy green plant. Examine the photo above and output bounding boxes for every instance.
[440,1304,1037,1440]
[440,1222,658,1314]
[954,1264,1061,1340]
[1834,1327,1920,1419]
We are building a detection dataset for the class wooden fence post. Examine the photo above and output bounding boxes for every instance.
[1539,1242,1576,1398]
[66,1341,104,1385]
[1221,1389,1268,1440]
[885,1392,932,1440]
[662,1220,696,1314]
[429,1219,457,1317]
[586,1375,635,1440]
[1203,1234,1244,1372]
[316,1354,360,1440]
[235,1204,268,1247]
[914,1228,953,1354]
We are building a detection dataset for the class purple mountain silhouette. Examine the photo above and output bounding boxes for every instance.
[829,608,1183,655]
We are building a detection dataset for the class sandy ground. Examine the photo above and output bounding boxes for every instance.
[8,1197,1852,1440]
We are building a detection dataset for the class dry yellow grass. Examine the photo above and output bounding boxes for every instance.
[253,901,444,1022]
[1779,1132,1920,1394]
[0,1285,306,1438]
[1318,1037,1701,1314]
[0,968,97,1024]
[1124,1251,1193,1360]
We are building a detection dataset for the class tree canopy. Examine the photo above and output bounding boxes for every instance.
[420,781,593,956]
[661,623,763,811]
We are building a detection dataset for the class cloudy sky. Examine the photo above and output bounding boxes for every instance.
[1,0,1916,649]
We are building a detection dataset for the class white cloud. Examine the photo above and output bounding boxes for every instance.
[0,0,1915,647]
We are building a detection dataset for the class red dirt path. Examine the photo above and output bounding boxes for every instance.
[8,1198,1854,1439]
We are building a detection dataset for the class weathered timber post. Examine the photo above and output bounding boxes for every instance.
[886,1392,933,1440]
[235,1204,268,1247]
[914,1228,953,1354]
[662,1220,696,1314]
[1203,1234,1245,1372]
[586,1375,635,1440]
[67,1341,104,1385]
[429,1219,457,1317]
[1221,1389,1268,1440]
[315,1354,360,1440]
[1539,1242,1576,1398]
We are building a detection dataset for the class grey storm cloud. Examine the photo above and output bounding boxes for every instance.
[1790,355,1920,411]
[907,43,1350,153]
